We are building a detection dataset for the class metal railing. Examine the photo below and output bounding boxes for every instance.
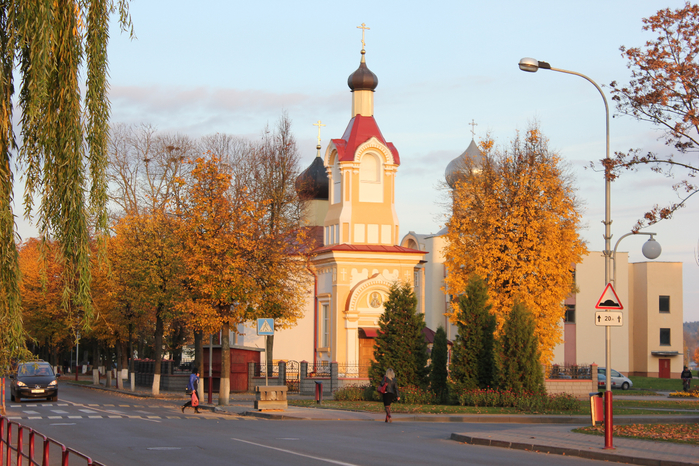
[544,364,593,380]
[1,415,106,466]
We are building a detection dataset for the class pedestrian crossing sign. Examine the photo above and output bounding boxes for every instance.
[257,318,274,336]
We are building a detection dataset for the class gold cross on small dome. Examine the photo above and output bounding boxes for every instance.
[313,120,326,145]
[357,23,370,50]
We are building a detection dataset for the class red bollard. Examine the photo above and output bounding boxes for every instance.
[604,390,614,449]
[315,381,323,404]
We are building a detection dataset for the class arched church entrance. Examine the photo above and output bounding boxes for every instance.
[358,328,377,377]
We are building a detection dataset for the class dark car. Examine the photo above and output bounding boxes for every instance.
[10,361,59,402]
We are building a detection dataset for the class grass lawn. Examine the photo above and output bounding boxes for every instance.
[628,375,692,392]
[574,424,699,445]
[288,398,699,416]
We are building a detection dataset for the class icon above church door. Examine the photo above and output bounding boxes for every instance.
[369,292,383,308]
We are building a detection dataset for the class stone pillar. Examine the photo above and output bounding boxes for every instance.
[300,361,308,395]
[278,361,286,387]
[248,362,255,392]
[591,363,599,392]
[330,361,338,395]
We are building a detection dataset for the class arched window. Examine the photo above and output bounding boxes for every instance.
[331,153,341,204]
[359,152,382,202]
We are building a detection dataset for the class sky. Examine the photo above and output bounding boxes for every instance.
[13,0,699,321]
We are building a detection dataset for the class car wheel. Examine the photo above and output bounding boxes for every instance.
[10,393,15,402]
[50,395,58,402]
[621,382,630,390]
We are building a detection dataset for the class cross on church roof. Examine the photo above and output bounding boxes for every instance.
[469,119,478,138]
[357,23,370,50]
[313,120,326,145]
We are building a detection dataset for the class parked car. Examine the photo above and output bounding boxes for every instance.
[597,368,633,390]
[10,361,59,402]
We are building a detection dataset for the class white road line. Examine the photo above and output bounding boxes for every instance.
[231,438,360,466]
[51,410,69,414]
[79,409,98,414]
[23,410,39,414]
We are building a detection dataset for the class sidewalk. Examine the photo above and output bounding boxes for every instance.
[69,381,699,466]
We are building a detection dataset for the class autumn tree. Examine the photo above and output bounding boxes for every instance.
[176,153,266,405]
[429,326,449,403]
[450,274,497,393]
[444,126,587,364]
[106,124,196,383]
[110,210,184,394]
[610,2,699,228]
[0,1,133,371]
[499,300,545,395]
[228,114,312,370]
[18,239,74,365]
[369,282,429,390]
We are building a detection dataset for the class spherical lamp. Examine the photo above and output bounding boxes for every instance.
[641,237,662,260]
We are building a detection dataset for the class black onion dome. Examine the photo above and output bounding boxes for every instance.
[295,155,329,200]
[347,51,378,91]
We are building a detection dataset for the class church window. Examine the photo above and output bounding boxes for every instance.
[331,155,341,204]
[359,152,383,202]
[322,304,329,347]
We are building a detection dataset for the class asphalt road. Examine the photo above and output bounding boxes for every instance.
[3,383,607,466]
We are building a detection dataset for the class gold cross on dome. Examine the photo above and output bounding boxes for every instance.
[357,23,370,50]
[313,120,326,145]
[469,119,478,138]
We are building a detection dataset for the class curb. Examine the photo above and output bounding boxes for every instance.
[449,433,697,466]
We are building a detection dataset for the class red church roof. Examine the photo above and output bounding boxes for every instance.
[330,115,400,164]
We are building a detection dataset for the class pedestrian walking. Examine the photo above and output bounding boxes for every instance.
[378,368,400,423]
[182,367,200,413]
[681,366,692,392]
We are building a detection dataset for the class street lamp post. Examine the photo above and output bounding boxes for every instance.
[612,232,662,285]
[518,57,615,448]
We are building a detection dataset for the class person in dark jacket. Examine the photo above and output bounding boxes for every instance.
[380,368,400,423]
[681,366,693,392]
[182,367,200,413]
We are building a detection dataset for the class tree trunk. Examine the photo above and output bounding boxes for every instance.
[116,340,123,389]
[152,308,164,395]
[219,319,230,405]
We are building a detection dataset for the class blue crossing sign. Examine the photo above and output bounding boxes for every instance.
[257,318,274,336]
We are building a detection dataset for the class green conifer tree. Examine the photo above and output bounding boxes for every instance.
[429,326,449,402]
[369,282,429,389]
[499,299,545,394]
[450,274,496,392]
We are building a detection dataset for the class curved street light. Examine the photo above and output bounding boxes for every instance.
[612,232,662,285]
[518,57,616,448]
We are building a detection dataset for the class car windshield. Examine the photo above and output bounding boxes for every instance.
[18,363,53,377]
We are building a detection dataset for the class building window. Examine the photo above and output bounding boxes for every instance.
[564,305,575,323]
[659,295,670,313]
[321,304,329,347]
[659,328,671,346]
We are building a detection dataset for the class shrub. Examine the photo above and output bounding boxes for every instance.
[333,384,372,401]
[400,384,437,404]
[456,388,579,412]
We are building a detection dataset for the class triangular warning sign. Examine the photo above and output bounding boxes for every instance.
[595,283,624,310]
[259,320,273,334]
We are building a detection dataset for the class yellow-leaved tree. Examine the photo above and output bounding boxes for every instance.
[444,126,587,364]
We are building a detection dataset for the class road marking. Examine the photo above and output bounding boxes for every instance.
[51,410,69,414]
[231,438,360,466]
[50,423,75,426]
[147,447,181,451]
[23,410,39,414]
[79,409,98,414]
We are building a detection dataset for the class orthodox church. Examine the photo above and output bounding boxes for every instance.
[242,33,685,379]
